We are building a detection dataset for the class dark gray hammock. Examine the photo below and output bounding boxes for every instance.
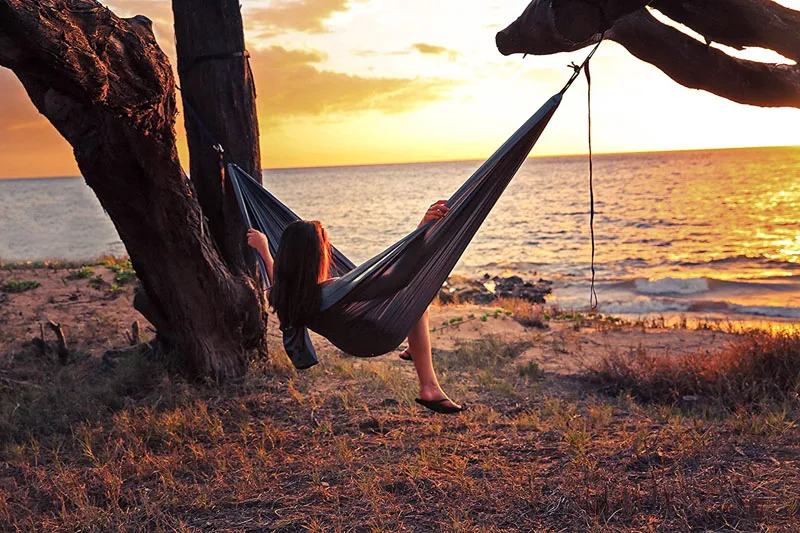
[229,89,566,369]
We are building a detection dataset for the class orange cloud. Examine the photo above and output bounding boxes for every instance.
[246,0,367,36]
[250,46,454,122]
[0,2,457,177]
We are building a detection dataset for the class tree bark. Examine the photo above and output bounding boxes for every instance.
[0,0,266,380]
[496,0,800,108]
[172,0,263,276]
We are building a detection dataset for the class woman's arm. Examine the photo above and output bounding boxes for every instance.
[247,229,274,286]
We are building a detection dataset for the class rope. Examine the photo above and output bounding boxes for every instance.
[585,58,598,310]
[560,35,604,310]
[559,35,604,95]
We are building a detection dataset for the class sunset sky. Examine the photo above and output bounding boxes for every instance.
[1,0,799,178]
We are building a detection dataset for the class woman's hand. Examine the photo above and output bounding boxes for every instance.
[247,228,269,252]
[419,200,450,227]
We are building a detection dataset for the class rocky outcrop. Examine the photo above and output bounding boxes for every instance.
[439,274,551,305]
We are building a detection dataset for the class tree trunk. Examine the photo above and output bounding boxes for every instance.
[0,0,266,380]
[496,0,800,108]
[172,0,263,276]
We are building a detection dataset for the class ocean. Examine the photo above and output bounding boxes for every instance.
[2,146,799,327]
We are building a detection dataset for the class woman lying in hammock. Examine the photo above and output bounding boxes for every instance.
[246,200,463,415]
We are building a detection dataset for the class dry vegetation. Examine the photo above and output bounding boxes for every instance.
[591,331,800,406]
[1,266,799,531]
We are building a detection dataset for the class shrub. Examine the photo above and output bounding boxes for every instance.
[108,260,136,284]
[497,298,548,329]
[591,330,800,406]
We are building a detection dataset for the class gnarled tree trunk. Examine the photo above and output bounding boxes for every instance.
[496,0,800,108]
[0,0,267,380]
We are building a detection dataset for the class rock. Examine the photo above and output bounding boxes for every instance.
[437,288,455,304]
[439,274,551,305]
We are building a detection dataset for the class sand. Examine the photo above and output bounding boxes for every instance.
[0,266,740,371]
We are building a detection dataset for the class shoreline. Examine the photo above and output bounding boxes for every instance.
[2,258,798,334]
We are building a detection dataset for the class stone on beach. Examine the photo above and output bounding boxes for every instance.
[439,274,551,305]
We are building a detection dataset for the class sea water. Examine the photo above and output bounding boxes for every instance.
[2,146,799,326]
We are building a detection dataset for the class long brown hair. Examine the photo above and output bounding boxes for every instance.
[268,220,331,327]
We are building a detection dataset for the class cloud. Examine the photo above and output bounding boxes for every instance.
[0,3,457,176]
[250,46,454,122]
[354,49,412,58]
[246,0,367,36]
[412,43,460,61]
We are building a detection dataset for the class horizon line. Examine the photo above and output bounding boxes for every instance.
[2,143,798,181]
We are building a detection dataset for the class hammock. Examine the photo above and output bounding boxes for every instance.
[229,90,565,369]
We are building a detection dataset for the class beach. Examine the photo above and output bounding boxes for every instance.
[0,262,746,371]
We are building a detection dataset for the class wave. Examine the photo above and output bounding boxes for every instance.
[607,275,800,296]
[676,254,800,270]
[634,277,710,296]
[596,298,800,319]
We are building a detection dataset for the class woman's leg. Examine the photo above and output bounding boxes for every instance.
[406,310,459,407]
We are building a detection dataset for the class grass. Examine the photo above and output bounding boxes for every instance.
[1,280,41,293]
[0,256,129,272]
[436,334,530,373]
[497,298,548,329]
[590,329,800,407]
[1,311,798,529]
[67,266,95,280]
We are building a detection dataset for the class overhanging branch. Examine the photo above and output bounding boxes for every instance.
[496,0,800,108]
[652,0,800,62]
[610,9,800,107]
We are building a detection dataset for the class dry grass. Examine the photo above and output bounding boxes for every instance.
[1,325,799,530]
[591,329,800,407]
[496,298,548,329]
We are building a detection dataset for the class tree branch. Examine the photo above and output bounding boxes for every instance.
[496,0,651,56]
[609,8,800,107]
[651,0,800,62]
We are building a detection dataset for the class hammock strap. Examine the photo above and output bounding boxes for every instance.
[178,50,251,77]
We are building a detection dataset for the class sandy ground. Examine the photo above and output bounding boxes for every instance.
[0,266,739,371]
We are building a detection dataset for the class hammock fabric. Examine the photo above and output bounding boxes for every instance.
[229,90,565,369]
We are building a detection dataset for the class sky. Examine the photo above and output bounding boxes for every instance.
[1,0,799,178]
